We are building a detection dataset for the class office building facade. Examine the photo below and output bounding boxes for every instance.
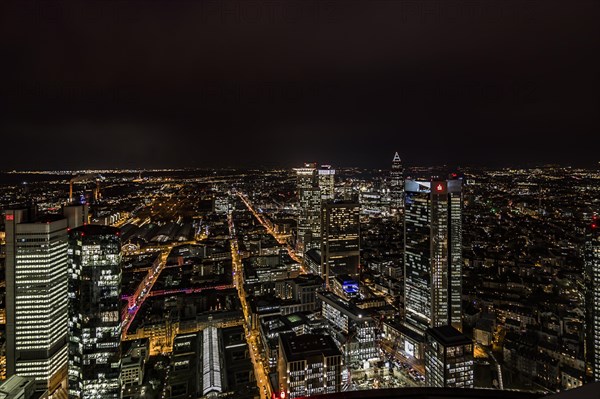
[296,164,321,254]
[278,333,342,398]
[62,203,89,229]
[67,225,122,399]
[404,179,463,333]
[4,208,69,392]
[318,165,336,201]
[425,326,474,388]
[586,217,600,381]
[320,201,360,287]
[296,163,337,256]
[318,291,377,366]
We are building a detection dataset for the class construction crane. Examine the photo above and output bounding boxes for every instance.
[69,174,103,203]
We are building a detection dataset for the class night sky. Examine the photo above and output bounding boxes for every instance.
[1,0,598,170]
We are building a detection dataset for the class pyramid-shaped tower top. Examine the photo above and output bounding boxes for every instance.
[393,152,401,162]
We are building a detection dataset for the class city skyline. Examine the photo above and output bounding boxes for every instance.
[0,159,598,398]
[0,0,598,397]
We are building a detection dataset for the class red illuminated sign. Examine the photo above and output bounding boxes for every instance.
[6,214,14,221]
[436,184,443,192]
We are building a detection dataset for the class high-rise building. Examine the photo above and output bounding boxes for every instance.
[390,152,404,213]
[404,178,463,334]
[318,165,336,201]
[320,201,360,287]
[67,225,122,399]
[4,208,69,393]
[296,163,337,255]
[62,203,89,229]
[318,291,377,366]
[424,326,474,388]
[585,216,600,381]
[277,333,342,398]
[295,164,321,254]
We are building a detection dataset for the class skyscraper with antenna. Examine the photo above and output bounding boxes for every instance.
[390,152,404,214]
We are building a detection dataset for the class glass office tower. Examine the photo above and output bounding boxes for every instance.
[318,165,336,201]
[320,201,360,287]
[295,163,321,254]
[404,178,463,333]
[67,225,122,399]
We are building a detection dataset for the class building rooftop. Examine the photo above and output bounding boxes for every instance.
[304,248,322,265]
[318,291,370,321]
[122,355,143,368]
[32,213,65,224]
[0,375,42,399]
[280,333,341,362]
[384,320,425,343]
[426,325,473,346]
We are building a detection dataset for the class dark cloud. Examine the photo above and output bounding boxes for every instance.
[1,0,598,169]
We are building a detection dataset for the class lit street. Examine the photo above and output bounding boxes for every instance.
[228,209,272,399]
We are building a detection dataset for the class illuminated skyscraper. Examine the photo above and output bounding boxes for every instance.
[404,178,463,334]
[296,163,337,256]
[586,216,600,381]
[318,165,336,201]
[320,201,360,287]
[295,163,321,254]
[67,225,122,399]
[4,208,69,392]
[390,152,404,213]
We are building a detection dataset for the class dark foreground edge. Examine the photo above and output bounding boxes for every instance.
[297,384,600,399]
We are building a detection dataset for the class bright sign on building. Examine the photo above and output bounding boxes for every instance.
[343,280,359,294]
